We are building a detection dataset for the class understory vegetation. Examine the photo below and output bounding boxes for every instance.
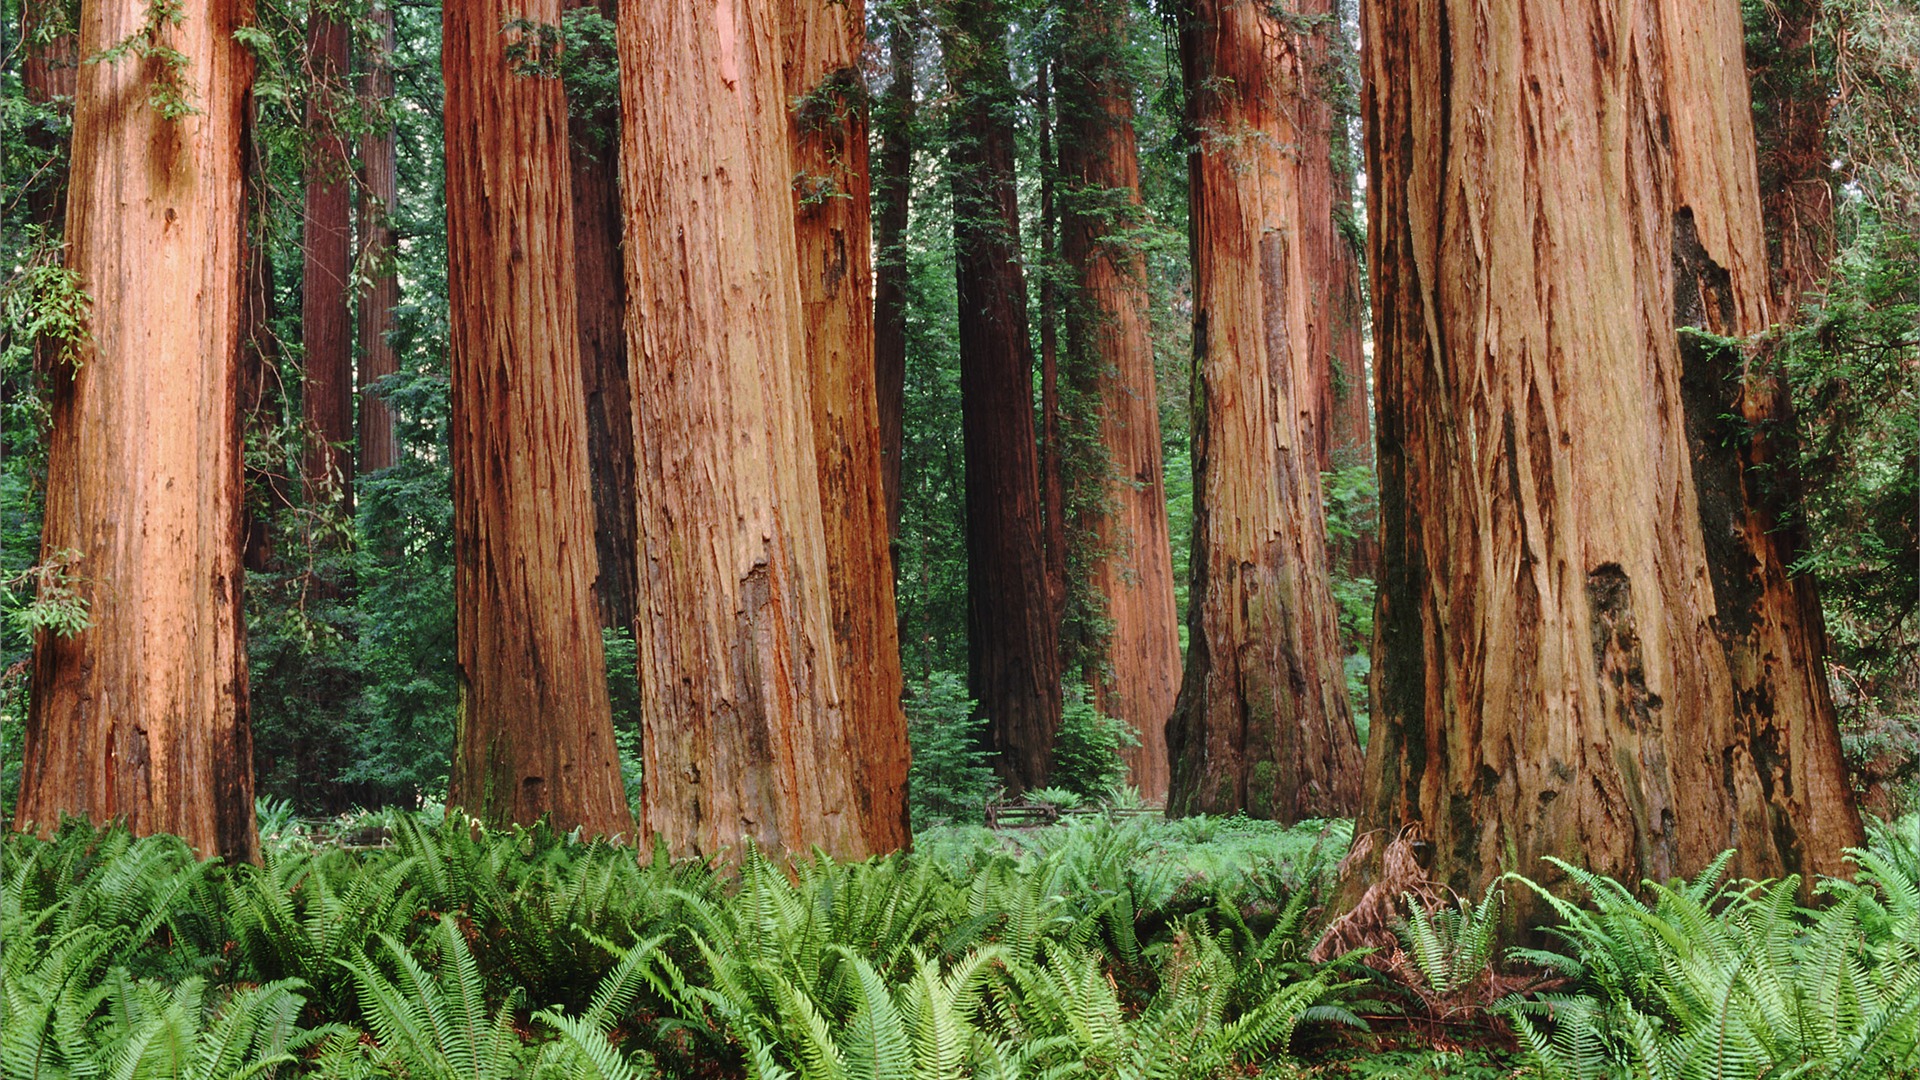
[6,812,1917,1079]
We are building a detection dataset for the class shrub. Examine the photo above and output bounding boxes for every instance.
[1050,684,1139,800]
[904,671,998,829]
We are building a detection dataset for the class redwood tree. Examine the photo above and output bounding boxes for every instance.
[784,0,913,851]
[443,0,631,836]
[1055,0,1181,801]
[942,0,1062,791]
[872,3,916,543]
[357,1,398,476]
[565,0,640,634]
[18,0,259,861]
[302,5,354,503]
[1352,0,1863,915]
[622,0,880,858]
[1165,0,1362,821]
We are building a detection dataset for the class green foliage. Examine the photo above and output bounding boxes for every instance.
[905,671,1000,829]
[1050,684,1139,800]
[4,813,1367,1079]
[1396,885,1502,997]
[1498,824,1920,1080]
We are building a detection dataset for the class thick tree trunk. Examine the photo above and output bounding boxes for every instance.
[622,0,873,858]
[1301,0,1369,476]
[443,0,632,837]
[357,2,398,476]
[1055,0,1180,802]
[565,0,640,635]
[1165,0,1362,822]
[301,12,354,505]
[783,0,913,852]
[17,0,258,862]
[1350,0,1862,921]
[872,8,915,544]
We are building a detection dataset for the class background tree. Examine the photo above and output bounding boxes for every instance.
[622,0,879,858]
[17,0,259,861]
[443,0,631,836]
[785,0,914,850]
[301,2,354,507]
[357,1,399,476]
[941,0,1061,791]
[1165,0,1361,822]
[1351,0,1863,922]
[872,1,916,545]
[1054,0,1181,801]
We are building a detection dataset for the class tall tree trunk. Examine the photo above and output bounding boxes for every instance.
[1303,0,1369,476]
[1748,0,1835,309]
[783,0,914,852]
[565,0,640,635]
[1037,61,1069,629]
[942,0,1062,792]
[622,0,874,858]
[242,108,288,573]
[17,0,258,862]
[1350,0,1862,922]
[1165,0,1362,822]
[872,5,915,545]
[357,2,398,476]
[302,11,354,505]
[1055,0,1180,802]
[443,0,632,837]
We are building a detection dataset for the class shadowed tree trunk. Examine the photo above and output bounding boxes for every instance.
[941,0,1062,792]
[1056,0,1180,802]
[302,9,353,505]
[357,2,398,476]
[1748,0,1835,310]
[1349,0,1862,924]
[21,0,76,228]
[783,0,913,852]
[873,4,916,545]
[17,0,259,862]
[443,0,632,837]
[565,0,639,635]
[1164,0,1362,822]
[623,0,876,858]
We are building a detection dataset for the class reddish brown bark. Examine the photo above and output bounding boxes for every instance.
[1165,0,1362,822]
[21,2,76,228]
[872,7,915,544]
[444,0,632,837]
[301,11,354,505]
[1037,61,1069,628]
[623,0,876,858]
[357,2,398,476]
[1351,0,1861,922]
[1055,0,1181,802]
[18,0,259,862]
[942,0,1062,792]
[1749,0,1835,310]
[783,0,914,852]
[564,0,640,633]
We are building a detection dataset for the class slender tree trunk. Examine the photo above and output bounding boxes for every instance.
[302,11,354,505]
[941,0,1063,793]
[1748,0,1835,309]
[1037,61,1069,627]
[17,0,259,862]
[242,112,288,573]
[21,1,76,228]
[872,5,916,545]
[1300,0,1368,476]
[357,2,398,476]
[1349,0,1862,922]
[443,0,632,837]
[783,0,913,852]
[564,0,640,635]
[623,0,874,858]
[1165,0,1362,822]
[1055,0,1180,801]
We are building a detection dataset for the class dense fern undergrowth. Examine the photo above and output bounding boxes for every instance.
[3,812,1917,1080]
